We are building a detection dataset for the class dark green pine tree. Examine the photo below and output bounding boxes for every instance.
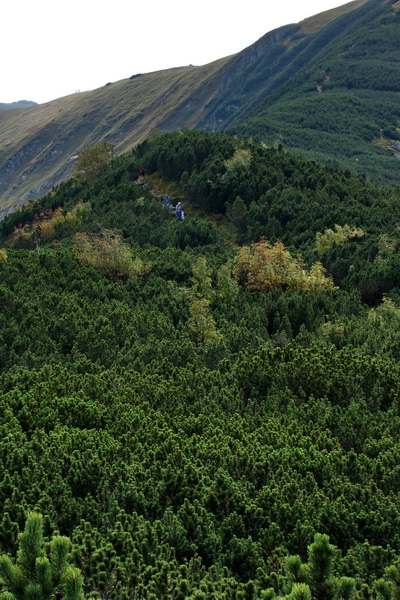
[375,562,400,600]
[287,583,312,600]
[0,513,84,600]
[284,534,356,600]
[227,195,248,239]
[306,534,337,600]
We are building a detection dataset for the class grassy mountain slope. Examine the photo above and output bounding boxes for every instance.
[1,0,399,217]
[0,58,230,216]
[2,130,400,597]
[197,0,369,131]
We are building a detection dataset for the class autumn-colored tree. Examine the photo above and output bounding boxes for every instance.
[11,223,31,243]
[74,228,150,282]
[10,208,65,252]
[9,203,91,252]
[37,208,65,239]
[233,238,335,292]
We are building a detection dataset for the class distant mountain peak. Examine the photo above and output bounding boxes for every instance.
[0,100,37,110]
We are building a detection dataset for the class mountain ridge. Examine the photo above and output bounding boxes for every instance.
[0,100,37,110]
[1,0,398,217]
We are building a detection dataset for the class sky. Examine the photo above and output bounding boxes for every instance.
[2,0,351,105]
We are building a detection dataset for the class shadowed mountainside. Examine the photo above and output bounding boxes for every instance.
[226,0,400,183]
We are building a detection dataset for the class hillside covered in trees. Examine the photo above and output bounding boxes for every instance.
[226,0,400,185]
[1,131,400,599]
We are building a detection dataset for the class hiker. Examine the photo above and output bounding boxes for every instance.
[175,202,182,220]
[164,195,171,206]
[139,164,145,177]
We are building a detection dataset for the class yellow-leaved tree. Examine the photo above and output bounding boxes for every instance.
[187,297,223,344]
[10,203,91,252]
[74,229,150,283]
[187,257,223,344]
[315,224,365,255]
[233,239,335,292]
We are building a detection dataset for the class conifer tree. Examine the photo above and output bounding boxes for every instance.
[284,535,355,600]
[190,257,214,301]
[306,534,337,600]
[287,583,312,600]
[227,196,248,237]
[375,563,400,600]
[339,577,356,600]
[0,513,84,600]
[216,261,239,303]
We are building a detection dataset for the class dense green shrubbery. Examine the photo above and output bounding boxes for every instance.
[2,131,400,598]
[137,130,400,302]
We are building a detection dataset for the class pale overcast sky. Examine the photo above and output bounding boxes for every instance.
[2,0,351,105]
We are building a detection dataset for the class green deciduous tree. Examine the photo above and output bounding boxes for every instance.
[190,257,214,301]
[315,224,365,255]
[64,203,92,229]
[216,261,239,303]
[75,141,114,182]
[222,149,252,179]
[188,298,222,345]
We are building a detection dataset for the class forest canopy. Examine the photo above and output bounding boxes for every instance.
[1,131,400,599]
